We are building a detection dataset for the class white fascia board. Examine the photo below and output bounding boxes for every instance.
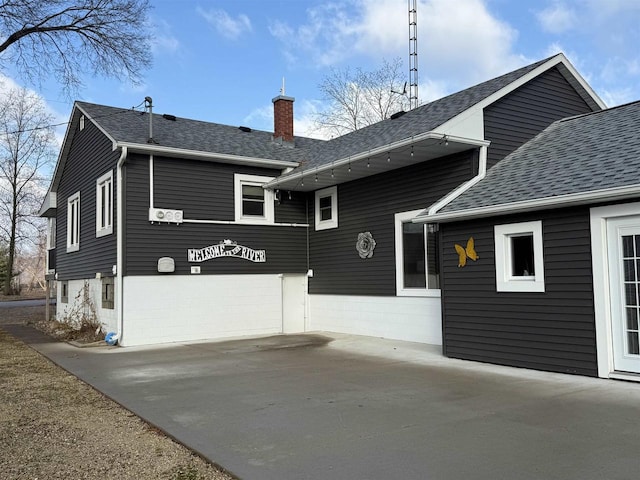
[264,132,490,190]
[435,54,606,137]
[116,142,299,169]
[416,183,640,223]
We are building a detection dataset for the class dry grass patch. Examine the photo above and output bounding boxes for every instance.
[0,330,234,480]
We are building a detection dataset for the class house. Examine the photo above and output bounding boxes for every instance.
[40,53,605,354]
[416,100,640,381]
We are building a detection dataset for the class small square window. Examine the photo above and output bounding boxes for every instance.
[102,277,114,309]
[234,174,275,224]
[494,221,545,292]
[314,186,338,230]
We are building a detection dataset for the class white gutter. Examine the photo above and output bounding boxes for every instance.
[415,145,488,222]
[418,182,640,223]
[265,132,490,190]
[116,146,127,345]
[116,141,299,169]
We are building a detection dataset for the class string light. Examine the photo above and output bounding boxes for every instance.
[367,158,370,168]
[301,177,304,186]
[348,163,351,173]
[331,169,334,178]
[315,173,318,182]
[387,152,391,162]
[411,146,414,157]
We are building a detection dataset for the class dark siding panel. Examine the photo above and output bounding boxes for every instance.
[124,156,307,275]
[484,67,596,169]
[309,150,476,296]
[440,207,597,376]
[56,118,118,280]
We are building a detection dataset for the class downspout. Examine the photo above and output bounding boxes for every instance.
[423,144,488,217]
[116,146,128,344]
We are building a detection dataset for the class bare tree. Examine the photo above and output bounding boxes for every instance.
[314,58,410,138]
[0,0,152,94]
[0,86,56,295]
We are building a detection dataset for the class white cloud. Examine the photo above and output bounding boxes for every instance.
[150,18,181,55]
[270,0,527,99]
[536,2,577,34]
[198,8,252,40]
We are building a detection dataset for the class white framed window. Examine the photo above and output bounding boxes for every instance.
[315,186,338,230]
[494,220,545,292]
[234,174,275,224]
[394,210,440,297]
[66,192,80,252]
[79,114,85,131]
[47,217,56,250]
[96,170,113,237]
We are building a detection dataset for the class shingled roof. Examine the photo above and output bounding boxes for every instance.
[424,100,640,222]
[76,101,322,164]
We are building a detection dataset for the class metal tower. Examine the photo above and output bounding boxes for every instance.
[408,0,418,109]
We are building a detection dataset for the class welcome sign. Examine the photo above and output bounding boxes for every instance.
[188,239,266,263]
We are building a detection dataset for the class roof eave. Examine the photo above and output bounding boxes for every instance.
[415,184,640,224]
[116,142,299,169]
[264,132,490,191]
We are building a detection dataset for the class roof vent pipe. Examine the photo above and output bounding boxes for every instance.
[145,96,154,143]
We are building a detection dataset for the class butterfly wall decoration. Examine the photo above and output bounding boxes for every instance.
[454,237,479,267]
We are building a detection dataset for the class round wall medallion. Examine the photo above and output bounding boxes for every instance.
[356,231,376,259]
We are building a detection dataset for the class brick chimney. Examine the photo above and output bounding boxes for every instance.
[272,95,294,144]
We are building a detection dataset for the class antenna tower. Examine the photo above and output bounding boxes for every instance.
[408,0,418,109]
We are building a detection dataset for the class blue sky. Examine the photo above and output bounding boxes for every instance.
[7,0,640,142]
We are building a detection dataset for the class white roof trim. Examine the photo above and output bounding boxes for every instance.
[434,53,606,137]
[264,132,490,189]
[116,142,299,168]
[416,183,640,223]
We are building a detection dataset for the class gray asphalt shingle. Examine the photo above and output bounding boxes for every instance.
[78,56,555,171]
[439,100,640,213]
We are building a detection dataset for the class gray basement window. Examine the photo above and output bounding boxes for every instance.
[61,281,69,303]
[102,277,114,309]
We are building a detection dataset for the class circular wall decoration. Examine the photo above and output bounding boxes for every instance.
[356,231,376,259]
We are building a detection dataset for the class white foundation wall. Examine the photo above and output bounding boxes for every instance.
[56,279,118,333]
[121,274,290,346]
[308,294,442,345]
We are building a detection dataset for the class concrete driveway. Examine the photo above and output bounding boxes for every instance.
[5,325,640,480]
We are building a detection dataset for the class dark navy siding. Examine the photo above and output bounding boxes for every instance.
[484,66,597,170]
[124,155,307,275]
[56,115,118,280]
[308,150,477,296]
[440,207,597,376]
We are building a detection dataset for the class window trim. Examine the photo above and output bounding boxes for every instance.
[79,114,85,131]
[234,174,275,224]
[96,170,113,237]
[494,220,545,292]
[314,186,338,230]
[394,210,441,297]
[66,191,80,252]
[60,281,69,303]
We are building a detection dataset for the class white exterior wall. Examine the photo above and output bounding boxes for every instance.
[308,294,442,345]
[121,274,293,346]
[56,278,117,333]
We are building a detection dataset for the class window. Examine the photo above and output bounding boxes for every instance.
[66,192,80,252]
[494,221,545,292]
[315,186,338,230]
[395,210,440,296]
[47,217,56,250]
[61,281,68,303]
[79,114,85,131]
[234,174,275,224]
[102,277,114,309]
[96,170,113,237]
